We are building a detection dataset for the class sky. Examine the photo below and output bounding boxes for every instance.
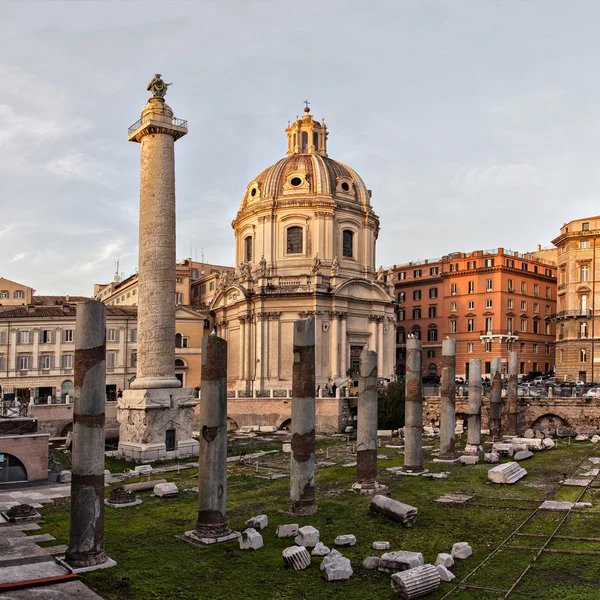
[2,0,600,296]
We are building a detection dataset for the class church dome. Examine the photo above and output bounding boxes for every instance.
[237,106,372,215]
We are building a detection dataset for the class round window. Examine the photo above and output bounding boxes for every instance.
[290,177,302,187]
[250,187,257,197]
[341,181,350,192]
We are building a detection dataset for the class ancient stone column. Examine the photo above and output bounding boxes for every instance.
[190,334,238,543]
[129,94,187,390]
[355,348,378,490]
[506,351,518,436]
[489,356,503,440]
[403,335,424,473]
[439,338,457,460]
[466,359,482,452]
[119,81,197,462]
[289,318,317,515]
[65,300,107,568]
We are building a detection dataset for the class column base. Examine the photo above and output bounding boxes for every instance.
[179,530,241,547]
[58,554,117,573]
[399,467,428,476]
[464,444,483,454]
[433,457,461,464]
[351,481,387,495]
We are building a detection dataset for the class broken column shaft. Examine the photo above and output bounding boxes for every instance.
[489,356,503,440]
[466,359,482,451]
[439,338,456,459]
[403,336,424,473]
[506,351,519,436]
[289,318,317,515]
[66,300,107,568]
[355,348,378,488]
[195,334,231,538]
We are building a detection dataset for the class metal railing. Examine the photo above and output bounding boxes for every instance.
[0,400,29,418]
[128,115,188,136]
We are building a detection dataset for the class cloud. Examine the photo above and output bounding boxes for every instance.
[9,252,27,263]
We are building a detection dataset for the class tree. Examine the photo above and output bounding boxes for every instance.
[378,381,405,429]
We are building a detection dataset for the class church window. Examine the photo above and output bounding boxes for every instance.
[313,132,319,150]
[301,131,308,152]
[341,181,350,192]
[290,177,302,187]
[342,230,354,258]
[244,236,253,262]
[287,226,303,254]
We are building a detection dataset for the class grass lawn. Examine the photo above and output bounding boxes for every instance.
[37,436,600,599]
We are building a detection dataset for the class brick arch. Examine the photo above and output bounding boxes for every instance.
[226,417,238,433]
[0,434,49,482]
[531,413,570,436]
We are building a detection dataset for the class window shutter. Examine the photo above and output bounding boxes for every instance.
[115,329,120,342]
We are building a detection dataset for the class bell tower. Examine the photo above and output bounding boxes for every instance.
[285,103,328,156]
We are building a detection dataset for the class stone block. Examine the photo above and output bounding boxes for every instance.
[59,470,71,483]
[437,564,455,581]
[321,553,353,581]
[244,515,268,530]
[362,556,380,569]
[334,534,356,547]
[460,455,479,465]
[575,434,589,441]
[591,435,600,444]
[484,452,499,463]
[391,564,440,598]
[294,525,319,547]
[492,443,514,456]
[153,482,179,497]
[373,541,390,550]
[344,426,354,433]
[514,450,533,461]
[451,542,472,559]
[276,524,299,538]
[369,495,418,528]
[311,542,330,556]
[435,553,454,568]
[542,438,555,449]
[133,464,153,476]
[378,550,424,574]
[282,443,292,453]
[512,438,544,451]
[524,428,535,438]
[488,462,527,484]
[283,545,311,570]
[239,528,263,550]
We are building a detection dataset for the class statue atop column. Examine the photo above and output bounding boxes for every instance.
[147,74,172,98]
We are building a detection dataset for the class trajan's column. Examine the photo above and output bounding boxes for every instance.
[118,75,198,461]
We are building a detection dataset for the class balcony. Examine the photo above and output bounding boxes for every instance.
[128,115,188,136]
[479,329,520,342]
[550,309,593,320]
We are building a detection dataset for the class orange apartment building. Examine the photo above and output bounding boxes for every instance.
[392,248,557,380]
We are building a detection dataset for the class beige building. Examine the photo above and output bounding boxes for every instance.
[0,303,137,404]
[211,107,396,394]
[552,216,600,382]
[0,278,35,309]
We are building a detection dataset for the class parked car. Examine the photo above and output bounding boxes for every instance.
[584,387,600,398]
[574,380,585,387]
[455,377,465,385]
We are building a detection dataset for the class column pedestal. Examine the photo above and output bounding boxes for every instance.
[117,388,198,461]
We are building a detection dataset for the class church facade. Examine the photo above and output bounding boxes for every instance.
[211,107,396,400]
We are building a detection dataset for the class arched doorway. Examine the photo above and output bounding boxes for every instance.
[0,454,27,483]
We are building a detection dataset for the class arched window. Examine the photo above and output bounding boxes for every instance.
[175,358,186,368]
[301,131,308,152]
[61,380,73,401]
[427,326,438,342]
[287,226,303,254]
[244,236,253,262]
[428,363,437,375]
[175,333,183,348]
[580,348,587,362]
[313,131,319,151]
[342,230,354,258]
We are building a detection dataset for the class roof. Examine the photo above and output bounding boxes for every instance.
[33,295,91,305]
[0,305,138,319]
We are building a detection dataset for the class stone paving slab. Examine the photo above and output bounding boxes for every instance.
[563,478,593,486]
[0,559,67,584]
[435,493,474,504]
[0,579,104,599]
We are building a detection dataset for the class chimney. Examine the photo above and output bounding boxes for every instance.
[537,244,542,252]
[65,294,70,302]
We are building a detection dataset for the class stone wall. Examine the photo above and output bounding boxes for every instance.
[423,395,600,435]
[0,433,49,481]
[31,401,119,438]
[226,397,350,433]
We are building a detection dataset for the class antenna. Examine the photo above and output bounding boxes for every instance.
[190,236,192,259]
[114,254,121,283]
[201,248,205,264]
